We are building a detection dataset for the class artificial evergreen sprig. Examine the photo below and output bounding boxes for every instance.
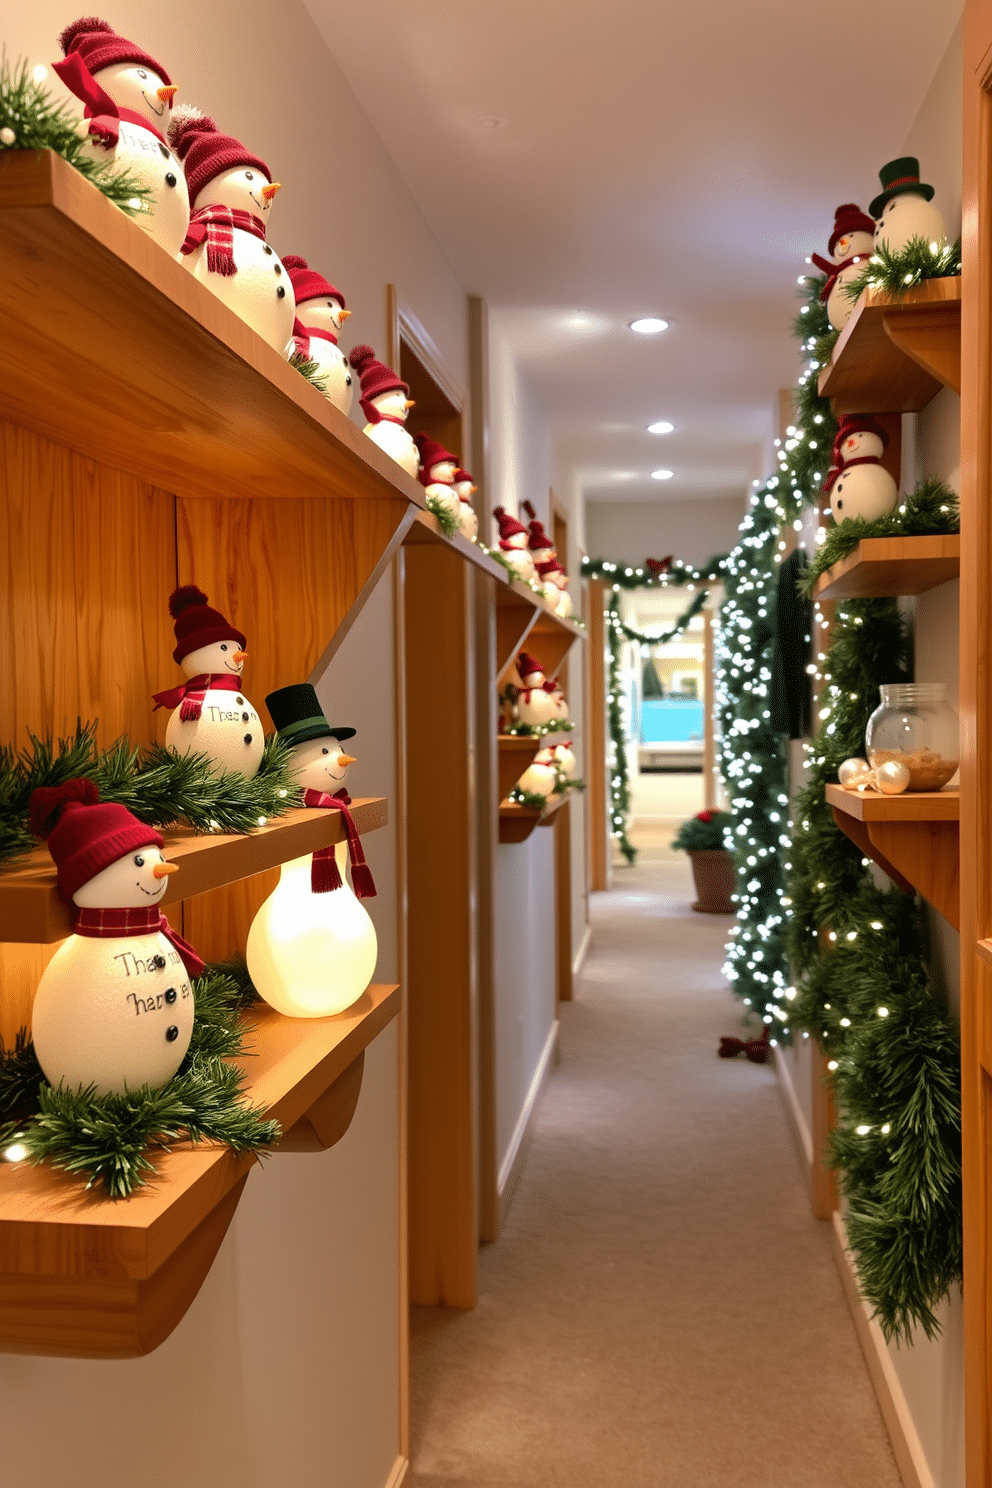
[843,236,961,301]
[425,494,461,539]
[288,348,329,396]
[502,718,576,738]
[581,553,728,589]
[803,478,959,588]
[0,55,151,215]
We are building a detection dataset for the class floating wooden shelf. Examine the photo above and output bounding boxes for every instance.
[496,735,560,802]
[496,582,585,682]
[499,793,569,844]
[0,982,400,1358]
[813,535,961,601]
[826,782,959,928]
[818,276,961,414]
[403,509,508,581]
[0,798,388,945]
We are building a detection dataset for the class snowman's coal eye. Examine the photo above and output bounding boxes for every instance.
[246,170,254,181]
[134,854,145,867]
[166,172,177,188]
[221,643,228,652]
[322,747,329,755]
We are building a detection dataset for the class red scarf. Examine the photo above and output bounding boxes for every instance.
[74,906,205,979]
[52,53,168,149]
[152,672,243,720]
[292,321,341,358]
[821,454,882,495]
[302,788,376,899]
[810,251,869,302]
[180,208,267,276]
[361,400,407,427]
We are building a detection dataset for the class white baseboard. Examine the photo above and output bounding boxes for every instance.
[775,1045,814,1170]
[832,1213,936,1488]
[497,1021,559,1231]
[384,1454,409,1488]
[572,923,592,977]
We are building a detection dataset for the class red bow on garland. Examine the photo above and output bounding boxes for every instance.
[74,906,205,979]
[646,556,673,576]
[52,52,168,149]
[810,251,869,302]
[180,207,267,276]
[302,788,376,899]
[152,672,244,720]
[718,1028,770,1064]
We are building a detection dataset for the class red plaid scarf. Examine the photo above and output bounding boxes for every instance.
[152,672,243,721]
[810,251,870,302]
[303,788,376,899]
[74,906,205,978]
[180,207,267,276]
[293,320,339,347]
[52,53,168,149]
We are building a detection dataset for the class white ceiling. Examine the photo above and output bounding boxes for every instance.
[304,0,961,506]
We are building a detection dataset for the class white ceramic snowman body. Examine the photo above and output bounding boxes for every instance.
[424,460,461,521]
[454,479,478,541]
[516,667,558,727]
[183,167,295,351]
[826,229,874,331]
[74,62,190,255]
[32,848,194,1096]
[555,586,574,618]
[500,532,536,582]
[165,639,264,777]
[246,738,377,1018]
[875,193,947,255]
[515,758,558,798]
[295,297,353,414]
[830,461,898,523]
[548,742,577,777]
[363,389,420,478]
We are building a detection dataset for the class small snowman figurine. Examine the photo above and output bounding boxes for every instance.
[169,108,295,353]
[348,345,419,478]
[52,17,189,256]
[28,779,203,1096]
[153,585,264,778]
[246,684,377,1019]
[823,414,898,523]
[492,507,536,581]
[523,505,558,570]
[515,650,559,728]
[283,255,354,415]
[414,434,462,523]
[546,740,578,779]
[514,752,559,800]
[543,560,574,617]
[453,467,479,541]
[534,558,563,608]
[547,675,571,722]
[871,157,946,255]
[810,202,876,331]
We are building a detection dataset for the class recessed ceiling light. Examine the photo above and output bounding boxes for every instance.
[647,420,675,435]
[629,317,669,335]
[651,469,674,481]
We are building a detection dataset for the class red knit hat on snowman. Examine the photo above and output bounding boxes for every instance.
[414,435,458,484]
[493,506,528,545]
[152,586,247,717]
[169,108,275,270]
[282,255,347,348]
[53,16,176,147]
[349,345,409,424]
[810,203,877,298]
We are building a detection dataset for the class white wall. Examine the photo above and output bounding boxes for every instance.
[585,495,746,569]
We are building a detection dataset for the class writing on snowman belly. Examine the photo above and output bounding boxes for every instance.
[206,706,254,723]
[120,123,171,159]
[115,946,193,1014]
[126,979,192,1017]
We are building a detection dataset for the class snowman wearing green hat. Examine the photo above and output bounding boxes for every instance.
[871,156,946,255]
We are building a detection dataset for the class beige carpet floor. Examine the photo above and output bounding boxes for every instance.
[408,859,902,1488]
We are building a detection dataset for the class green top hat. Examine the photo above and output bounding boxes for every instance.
[265,683,356,746]
[869,157,934,219]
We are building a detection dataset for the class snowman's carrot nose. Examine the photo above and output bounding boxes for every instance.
[405,399,416,409]
[339,309,352,320]
[261,182,281,202]
[157,85,178,105]
[153,862,179,879]
[233,650,247,664]
[338,754,357,768]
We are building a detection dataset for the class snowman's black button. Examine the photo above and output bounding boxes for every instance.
[274,263,282,275]
[236,696,244,705]
[158,142,169,159]
[264,244,273,255]
[165,988,177,1005]
[166,1025,179,1042]
[277,285,286,298]
[165,172,177,188]
[244,732,253,744]
[242,711,250,722]
[152,954,167,970]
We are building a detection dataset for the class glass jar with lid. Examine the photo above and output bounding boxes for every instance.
[865,683,959,791]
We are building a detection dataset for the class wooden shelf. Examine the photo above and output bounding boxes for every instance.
[497,734,559,802]
[499,793,569,844]
[0,982,400,1358]
[0,798,388,944]
[818,276,961,414]
[0,151,425,513]
[813,535,961,600]
[826,783,959,927]
[403,509,508,581]
[496,582,585,681]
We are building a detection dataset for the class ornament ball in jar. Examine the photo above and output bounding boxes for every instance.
[865,683,958,791]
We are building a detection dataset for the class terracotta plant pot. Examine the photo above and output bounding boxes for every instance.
[686,849,735,914]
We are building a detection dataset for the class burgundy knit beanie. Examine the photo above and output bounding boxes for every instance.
[828,202,876,256]
[349,345,408,410]
[493,505,528,541]
[414,434,457,483]
[454,468,475,486]
[281,255,345,308]
[832,413,889,461]
[168,585,246,663]
[168,109,271,204]
[527,518,555,553]
[30,779,163,902]
[518,650,545,679]
[58,16,173,83]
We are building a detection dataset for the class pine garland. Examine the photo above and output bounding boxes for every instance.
[425,494,461,539]
[803,478,959,588]
[0,724,302,866]
[288,348,329,396]
[843,236,961,301]
[0,56,151,215]
[502,718,576,738]
[0,960,278,1199]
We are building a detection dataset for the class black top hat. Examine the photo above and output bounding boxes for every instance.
[869,156,935,219]
[265,683,356,745]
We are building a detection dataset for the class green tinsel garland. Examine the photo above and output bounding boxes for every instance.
[843,236,961,301]
[0,960,279,1198]
[425,495,461,539]
[0,57,151,215]
[803,478,959,588]
[0,724,302,866]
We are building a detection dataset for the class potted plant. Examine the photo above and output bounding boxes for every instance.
[671,809,735,914]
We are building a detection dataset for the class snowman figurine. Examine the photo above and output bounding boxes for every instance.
[453,467,479,541]
[524,506,558,571]
[546,740,577,779]
[823,414,898,523]
[871,157,946,255]
[514,752,559,800]
[810,202,876,331]
[246,684,377,1018]
[53,17,189,256]
[283,255,354,415]
[515,651,560,728]
[493,507,536,581]
[544,561,574,618]
[153,585,264,778]
[415,435,462,523]
[169,108,295,353]
[348,345,419,478]
[28,779,202,1096]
